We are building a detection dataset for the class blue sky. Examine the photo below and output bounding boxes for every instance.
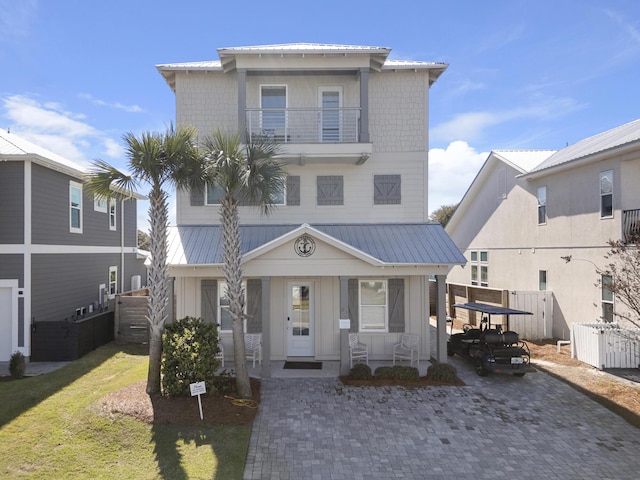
[2,0,640,231]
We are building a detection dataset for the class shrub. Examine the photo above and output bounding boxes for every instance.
[426,363,460,383]
[9,351,26,379]
[161,316,221,396]
[348,363,372,380]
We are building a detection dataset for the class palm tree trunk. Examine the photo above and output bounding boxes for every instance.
[221,195,252,398]
[146,185,169,394]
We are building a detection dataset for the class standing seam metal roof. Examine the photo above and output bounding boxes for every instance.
[166,223,466,266]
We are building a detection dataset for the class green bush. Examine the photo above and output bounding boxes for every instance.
[374,365,419,381]
[161,316,221,396]
[348,363,372,380]
[9,351,26,379]
[426,363,460,383]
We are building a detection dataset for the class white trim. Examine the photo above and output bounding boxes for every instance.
[0,245,139,254]
[109,197,117,231]
[23,161,32,356]
[94,194,108,213]
[108,265,118,298]
[0,280,20,360]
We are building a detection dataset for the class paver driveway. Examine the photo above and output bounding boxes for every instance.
[244,356,640,479]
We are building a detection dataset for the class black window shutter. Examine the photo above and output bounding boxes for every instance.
[348,278,359,332]
[388,278,405,333]
[246,279,262,333]
[201,279,217,324]
[286,175,300,206]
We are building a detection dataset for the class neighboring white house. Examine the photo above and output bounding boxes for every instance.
[156,43,466,374]
[446,119,640,339]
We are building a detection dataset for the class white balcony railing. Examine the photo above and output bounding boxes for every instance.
[246,108,361,144]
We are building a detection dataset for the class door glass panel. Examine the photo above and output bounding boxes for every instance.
[321,91,340,142]
[291,285,310,336]
[261,86,286,132]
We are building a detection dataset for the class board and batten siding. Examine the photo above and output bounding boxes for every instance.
[178,152,427,225]
[0,162,25,244]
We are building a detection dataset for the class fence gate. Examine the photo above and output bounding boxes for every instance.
[509,291,553,340]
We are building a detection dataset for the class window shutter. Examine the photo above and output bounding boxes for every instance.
[388,278,405,333]
[374,175,401,205]
[286,175,300,206]
[190,187,204,206]
[348,278,359,332]
[246,279,262,333]
[201,280,217,324]
[317,176,343,205]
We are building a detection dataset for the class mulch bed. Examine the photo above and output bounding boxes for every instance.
[339,376,465,387]
[101,377,261,427]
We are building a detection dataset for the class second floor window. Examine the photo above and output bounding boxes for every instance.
[537,186,547,225]
[600,170,613,218]
[69,181,83,234]
[470,251,488,287]
[109,198,117,231]
[539,270,547,291]
[261,85,287,134]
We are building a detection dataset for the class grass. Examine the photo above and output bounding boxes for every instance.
[0,343,250,480]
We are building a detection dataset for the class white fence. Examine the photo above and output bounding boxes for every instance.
[571,323,640,370]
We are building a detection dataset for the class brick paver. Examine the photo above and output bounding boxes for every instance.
[244,356,640,479]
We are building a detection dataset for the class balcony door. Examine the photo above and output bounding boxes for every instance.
[318,87,342,142]
[261,85,287,140]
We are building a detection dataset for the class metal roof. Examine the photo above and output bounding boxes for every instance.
[167,223,466,266]
[528,118,640,175]
[492,150,557,174]
[217,43,392,54]
[0,129,87,178]
[453,302,533,316]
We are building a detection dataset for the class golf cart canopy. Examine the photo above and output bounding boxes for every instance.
[452,302,533,316]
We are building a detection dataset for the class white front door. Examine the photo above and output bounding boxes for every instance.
[287,282,314,357]
[0,282,16,361]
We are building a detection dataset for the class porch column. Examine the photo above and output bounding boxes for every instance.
[339,276,350,375]
[359,68,369,143]
[436,274,448,363]
[261,276,271,378]
[237,68,247,141]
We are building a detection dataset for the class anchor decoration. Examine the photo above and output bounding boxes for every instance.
[294,234,316,257]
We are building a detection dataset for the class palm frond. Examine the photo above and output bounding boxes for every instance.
[85,159,139,200]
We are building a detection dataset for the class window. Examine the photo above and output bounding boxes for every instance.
[218,281,246,332]
[317,176,344,205]
[470,251,488,286]
[359,280,388,332]
[108,266,118,297]
[539,270,547,291]
[94,194,107,212]
[374,175,401,205]
[69,181,83,233]
[537,186,547,225]
[109,198,117,231]
[601,274,614,323]
[600,170,613,218]
[206,184,224,205]
[261,85,287,137]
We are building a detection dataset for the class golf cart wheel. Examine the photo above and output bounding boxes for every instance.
[447,342,454,356]
[514,373,526,378]
[475,359,489,377]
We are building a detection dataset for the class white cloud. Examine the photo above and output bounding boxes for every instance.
[78,93,144,113]
[429,141,488,214]
[2,94,122,165]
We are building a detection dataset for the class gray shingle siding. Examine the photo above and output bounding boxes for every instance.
[0,162,25,244]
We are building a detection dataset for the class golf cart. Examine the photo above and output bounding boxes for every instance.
[447,302,536,377]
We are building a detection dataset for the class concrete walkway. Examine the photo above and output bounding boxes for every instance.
[243,355,640,479]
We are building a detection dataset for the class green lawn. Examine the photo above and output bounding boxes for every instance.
[0,343,250,479]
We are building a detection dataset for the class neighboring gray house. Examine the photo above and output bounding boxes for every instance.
[446,119,640,338]
[157,43,465,373]
[0,130,147,361]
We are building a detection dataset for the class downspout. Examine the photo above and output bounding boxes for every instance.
[120,199,125,293]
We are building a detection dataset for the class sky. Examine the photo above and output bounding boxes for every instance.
[2,0,640,231]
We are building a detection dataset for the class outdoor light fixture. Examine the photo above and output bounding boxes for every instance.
[561,255,572,263]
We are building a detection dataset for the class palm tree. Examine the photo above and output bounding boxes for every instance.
[85,125,203,394]
[201,130,286,398]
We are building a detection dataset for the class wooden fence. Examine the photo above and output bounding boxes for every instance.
[571,323,640,369]
[115,290,149,343]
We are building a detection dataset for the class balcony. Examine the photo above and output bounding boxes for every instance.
[245,107,372,165]
[622,209,640,243]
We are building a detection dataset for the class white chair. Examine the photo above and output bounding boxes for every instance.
[245,333,262,367]
[215,342,224,367]
[348,333,369,368]
[393,333,420,366]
